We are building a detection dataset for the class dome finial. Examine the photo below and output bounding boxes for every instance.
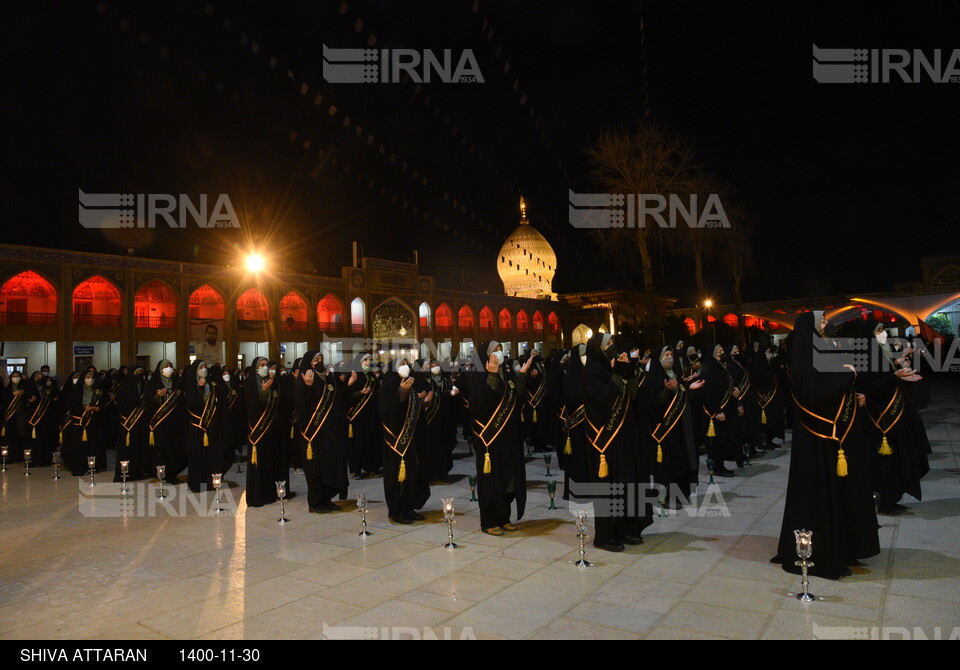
[519,195,528,224]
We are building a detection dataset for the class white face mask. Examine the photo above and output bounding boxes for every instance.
[197,367,208,378]
[161,366,174,378]
[766,353,774,362]
[269,368,276,378]
[222,373,231,382]
[630,350,639,359]
[580,354,587,366]
[662,357,674,369]
[257,366,269,378]
[84,377,94,387]
[494,351,504,364]
[397,364,411,379]
[327,367,335,374]
[10,376,20,384]
[876,331,888,345]
[431,366,441,375]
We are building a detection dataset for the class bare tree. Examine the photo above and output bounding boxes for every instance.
[585,121,700,294]
[723,202,754,345]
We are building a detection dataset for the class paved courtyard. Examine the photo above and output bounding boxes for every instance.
[1,381,958,640]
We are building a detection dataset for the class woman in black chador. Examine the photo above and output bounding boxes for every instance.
[144,359,186,484]
[468,341,532,535]
[378,358,430,524]
[771,311,879,579]
[68,370,108,475]
[580,333,651,551]
[419,358,458,484]
[855,320,929,514]
[646,346,702,507]
[244,357,281,507]
[697,345,741,477]
[295,351,361,512]
[185,360,226,493]
[346,352,381,479]
[561,345,589,502]
[114,365,148,481]
[25,371,57,467]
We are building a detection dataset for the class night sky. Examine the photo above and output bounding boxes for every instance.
[3,1,959,305]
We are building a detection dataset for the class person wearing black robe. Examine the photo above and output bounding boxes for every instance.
[647,346,702,507]
[346,352,381,479]
[220,367,246,473]
[580,333,651,551]
[521,352,550,453]
[856,320,929,513]
[185,360,226,493]
[561,345,589,502]
[755,345,786,448]
[144,359,186,484]
[379,358,429,524]
[286,359,303,474]
[772,311,879,579]
[68,370,108,475]
[24,371,57,467]
[1,370,35,463]
[683,345,706,451]
[278,361,298,475]
[55,372,80,466]
[296,351,360,512]
[419,358,457,483]
[114,365,149,481]
[544,351,566,465]
[698,345,741,477]
[726,342,758,462]
[245,356,282,507]
[100,368,123,453]
[469,341,532,535]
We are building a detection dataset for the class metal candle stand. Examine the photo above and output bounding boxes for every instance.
[23,449,32,477]
[87,456,97,487]
[119,460,130,494]
[547,479,557,510]
[51,448,62,480]
[356,491,371,537]
[276,481,289,524]
[156,465,167,500]
[544,453,553,478]
[2,446,8,472]
[794,529,816,602]
[468,475,477,502]
[442,498,457,549]
[706,458,716,486]
[574,511,591,568]
[211,473,223,515]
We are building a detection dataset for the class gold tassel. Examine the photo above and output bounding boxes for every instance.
[521,412,525,423]
[251,445,258,466]
[761,409,767,425]
[398,458,406,483]
[82,428,88,442]
[598,453,608,479]
[149,430,155,446]
[32,426,37,439]
[1,425,4,437]
[59,430,63,446]
[349,423,353,438]
[707,418,716,438]
[657,442,663,464]
[879,435,893,456]
[564,435,572,456]
[483,450,491,474]
[290,426,294,439]
[532,409,537,423]
[126,430,130,447]
[203,431,209,447]
[306,441,313,460]
[837,448,848,477]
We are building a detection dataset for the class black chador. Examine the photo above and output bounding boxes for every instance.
[114,366,149,481]
[580,333,651,551]
[185,360,225,493]
[144,359,186,484]
[468,341,529,534]
[379,359,427,524]
[697,345,741,476]
[25,371,57,467]
[295,351,360,512]
[646,346,699,505]
[772,311,879,579]
[68,371,108,476]
[346,352,381,478]
[561,346,589,502]
[245,357,282,507]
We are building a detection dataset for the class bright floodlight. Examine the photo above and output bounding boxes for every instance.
[246,253,265,272]
[704,299,713,308]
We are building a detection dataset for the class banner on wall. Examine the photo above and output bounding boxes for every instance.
[190,318,225,364]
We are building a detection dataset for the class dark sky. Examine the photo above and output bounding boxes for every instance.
[3,1,958,305]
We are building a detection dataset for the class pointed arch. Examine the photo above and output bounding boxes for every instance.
[73,275,121,327]
[134,279,177,328]
[279,291,307,331]
[0,270,57,326]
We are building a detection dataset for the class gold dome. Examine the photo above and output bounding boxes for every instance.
[497,197,557,300]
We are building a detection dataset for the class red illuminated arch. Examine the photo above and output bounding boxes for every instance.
[499,308,512,331]
[479,306,494,333]
[280,291,307,331]
[458,305,475,330]
[533,310,544,333]
[134,279,177,328]
[318,294,344,331]
[0,270,57,326]
[237,288,269,321]
[516,309,529,331]
[73,275,121,327]
[436,303,453,332]
[189,285,225,320]
[548,312,559,334]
